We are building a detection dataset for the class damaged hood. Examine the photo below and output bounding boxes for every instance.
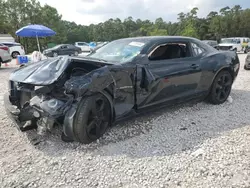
[10,56,70,85]
[9,56,111,85]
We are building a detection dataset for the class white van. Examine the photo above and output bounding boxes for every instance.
[218,37,249,53]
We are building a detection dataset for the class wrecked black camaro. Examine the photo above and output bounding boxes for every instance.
[4,36,240,144]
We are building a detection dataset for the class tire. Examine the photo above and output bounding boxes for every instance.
[208,70,233,105]
[12,51,20,58]
[73,93,111,144]
[244,65,249,70]
[74,51,79,56]
[53,52,58,57]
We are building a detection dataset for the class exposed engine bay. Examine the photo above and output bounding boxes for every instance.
[8,56,114,135]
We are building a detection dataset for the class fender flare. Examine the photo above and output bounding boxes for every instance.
[208,66,233,93]
[63,90,114,140]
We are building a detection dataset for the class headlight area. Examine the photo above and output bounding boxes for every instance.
[7,81,75,134]
[29,95,74,135]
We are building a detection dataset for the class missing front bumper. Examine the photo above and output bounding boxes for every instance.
[4,93,24,131]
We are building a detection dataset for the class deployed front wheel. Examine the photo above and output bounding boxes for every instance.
[208,71,233,105]
[73,94,111,144]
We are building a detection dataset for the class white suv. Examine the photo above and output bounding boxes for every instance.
[1,42,25,58]
[75,42,91,52]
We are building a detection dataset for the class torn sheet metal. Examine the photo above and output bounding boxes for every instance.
[64,66,115,98]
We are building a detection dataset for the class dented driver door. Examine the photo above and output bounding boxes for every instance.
[135,55,176,109]
[109,65,137,119]
[135,54,202,110]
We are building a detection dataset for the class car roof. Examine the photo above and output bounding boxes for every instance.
[103,36,216,54]
[114,36,198,42]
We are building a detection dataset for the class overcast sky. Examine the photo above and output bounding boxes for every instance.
[38,0,249,25]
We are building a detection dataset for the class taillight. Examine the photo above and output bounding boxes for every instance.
[21,45,24,49]
[0,46,9,51]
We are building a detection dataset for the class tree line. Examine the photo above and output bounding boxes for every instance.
[1,0,250,52]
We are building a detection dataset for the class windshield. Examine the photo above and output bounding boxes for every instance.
[87,40,145,63]
[221,38,239,44]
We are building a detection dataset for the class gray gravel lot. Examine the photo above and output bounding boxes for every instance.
[0,55,250,188]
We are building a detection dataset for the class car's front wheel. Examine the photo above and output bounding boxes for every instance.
[73,94,111,144]
[12,51,20,58]
[74,51,79,56]
[53,52,58,57]
[208,70,233,105]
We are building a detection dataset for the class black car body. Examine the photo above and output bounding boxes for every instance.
[43,44,82,57]
[4,36,240,144]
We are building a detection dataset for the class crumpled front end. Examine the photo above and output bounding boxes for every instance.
[4,56,136,142]
[4,80,74,134]
[4,56,112,137]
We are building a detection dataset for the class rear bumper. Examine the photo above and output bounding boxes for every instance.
[2,58,11,63]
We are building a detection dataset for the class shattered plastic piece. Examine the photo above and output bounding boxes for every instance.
[191,148,205,157]
[227,95,233,103]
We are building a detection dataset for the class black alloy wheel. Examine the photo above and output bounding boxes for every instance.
[73,94,111,144]
[208,71,233,104]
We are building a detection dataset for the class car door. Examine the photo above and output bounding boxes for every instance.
[58,45,67,55]
[136,41,203,109]
[68,45,77,54]
[82,43,90,52]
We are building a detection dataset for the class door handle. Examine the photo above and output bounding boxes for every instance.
[190,64,199,69]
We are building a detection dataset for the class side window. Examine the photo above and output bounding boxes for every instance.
[191,43,205,57]
[149,42,191,61]
[78,42,88,46]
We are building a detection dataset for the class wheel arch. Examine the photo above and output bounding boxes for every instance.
[63,89,115,141]
[12,51,20,55]
[99,88,115,123]
[208,66,234,95]
[212,66,234,84]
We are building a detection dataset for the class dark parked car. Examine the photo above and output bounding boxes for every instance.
[43,44,82,57]
[4,36,240,144]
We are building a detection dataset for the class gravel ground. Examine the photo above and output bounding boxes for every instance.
[0,55,250,188]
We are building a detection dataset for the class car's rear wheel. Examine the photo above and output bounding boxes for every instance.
[208,70,233,104]
[12,51,20,58]
[73,93,111,144]
[74,51,79,56]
